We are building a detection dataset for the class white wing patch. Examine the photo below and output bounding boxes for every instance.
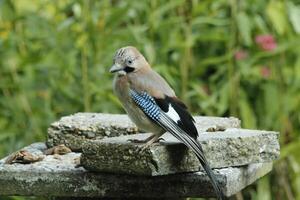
[166,104,180,122]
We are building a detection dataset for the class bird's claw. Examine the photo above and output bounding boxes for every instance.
[136,140,162,153]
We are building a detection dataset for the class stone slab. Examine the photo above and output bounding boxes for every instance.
[46,113,241,151]
[0,143,272,198]
[81,129,279,176]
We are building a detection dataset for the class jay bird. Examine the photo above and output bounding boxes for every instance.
[110,46,224,200]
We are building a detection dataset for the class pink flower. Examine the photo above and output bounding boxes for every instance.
[255,34,277,51]
[260,66,271,78]
[234,50,248,60]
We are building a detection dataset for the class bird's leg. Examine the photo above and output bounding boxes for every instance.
[128,133,156,143]
[140,134,163,151]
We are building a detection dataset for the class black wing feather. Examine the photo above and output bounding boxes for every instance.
[154,96,198,139]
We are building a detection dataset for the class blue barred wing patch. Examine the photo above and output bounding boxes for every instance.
[129,90,161,121]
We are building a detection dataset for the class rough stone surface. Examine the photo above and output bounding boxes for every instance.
[46,113,241,151]
[0,143,272,198]
[46,113,139,151]
[81,129,279,176]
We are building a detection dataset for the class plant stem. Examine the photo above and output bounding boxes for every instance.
[81,46,90,112]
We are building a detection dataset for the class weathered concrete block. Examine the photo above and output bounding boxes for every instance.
[46,113,139,151]
[0,143,272,198]
[81,129,279,176]
[46,113,241,151]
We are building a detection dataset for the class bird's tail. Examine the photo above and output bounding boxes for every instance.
[158,113,225,200]
[179,137,225,200]
[193,142,225,200]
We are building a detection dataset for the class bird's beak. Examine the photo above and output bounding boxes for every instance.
[109,64,123,73]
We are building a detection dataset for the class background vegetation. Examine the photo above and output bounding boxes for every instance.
[0,0,300,199]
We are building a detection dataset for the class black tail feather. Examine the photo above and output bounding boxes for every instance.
[184,137,225,200]
[196,151,225,200]
[158,113,225,200]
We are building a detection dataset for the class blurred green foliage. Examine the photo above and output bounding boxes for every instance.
[0,0,300,199]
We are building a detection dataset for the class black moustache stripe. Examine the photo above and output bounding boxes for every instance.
[124,66,135,73]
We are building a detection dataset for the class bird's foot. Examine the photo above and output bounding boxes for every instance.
[136,135,163,152]
[127,139,146,143]
[127,133,156,144]
[129,137,164,144]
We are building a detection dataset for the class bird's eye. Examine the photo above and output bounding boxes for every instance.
[127,59,133,65]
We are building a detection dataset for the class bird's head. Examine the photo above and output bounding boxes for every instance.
[109,46,149,75]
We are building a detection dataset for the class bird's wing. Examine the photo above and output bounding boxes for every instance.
[129,70,197,138]
[129,89,224,200]
[154,96,198,139]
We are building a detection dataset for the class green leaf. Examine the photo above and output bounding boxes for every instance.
[288,2,300,34]
[237,12,252,46]
[256,176,271,200]
[266,1,288,35]
[254,15,268,33]
[239,90,257,129]
[280,139,300,160]
[262,83,279,129]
